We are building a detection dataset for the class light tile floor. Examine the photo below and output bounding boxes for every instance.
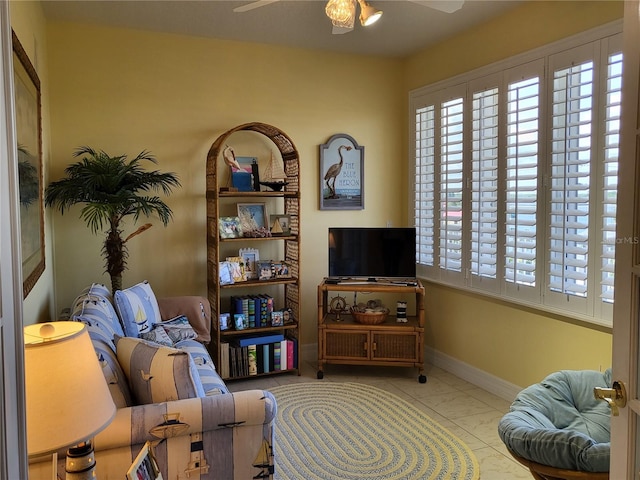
[227,360,532,479]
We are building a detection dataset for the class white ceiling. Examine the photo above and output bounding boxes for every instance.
[39,0,524,58]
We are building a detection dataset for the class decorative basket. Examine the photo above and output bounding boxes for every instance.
[350,307,389,325]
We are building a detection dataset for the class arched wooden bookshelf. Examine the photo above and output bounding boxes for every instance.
[206,122,301,379]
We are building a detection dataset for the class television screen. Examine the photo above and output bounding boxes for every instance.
[328,227,416,279]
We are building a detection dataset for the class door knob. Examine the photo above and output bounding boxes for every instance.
[594,380,627,416]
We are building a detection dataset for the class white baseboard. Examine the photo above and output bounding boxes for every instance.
[303,342,521,402]
[425,346,522,402]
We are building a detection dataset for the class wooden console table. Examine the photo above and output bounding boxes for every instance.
[317,279,426,383]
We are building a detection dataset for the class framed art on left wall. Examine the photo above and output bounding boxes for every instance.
[12,30,44,298]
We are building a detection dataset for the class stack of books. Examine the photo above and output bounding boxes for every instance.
[219,333,297,379]
[230,294,274,328]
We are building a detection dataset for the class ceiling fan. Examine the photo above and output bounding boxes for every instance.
[233,0,465,34]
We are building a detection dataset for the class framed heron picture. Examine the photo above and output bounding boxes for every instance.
[319,133,364,210]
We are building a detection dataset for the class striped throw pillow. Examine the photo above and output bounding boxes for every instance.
[115,336,204,404]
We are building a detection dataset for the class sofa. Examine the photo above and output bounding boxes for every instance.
[498,369,611,479]
[29,281,276,480]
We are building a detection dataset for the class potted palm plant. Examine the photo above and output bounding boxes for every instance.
[45,146,181,292]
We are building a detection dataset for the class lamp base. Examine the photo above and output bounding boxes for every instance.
[65,442,96,480]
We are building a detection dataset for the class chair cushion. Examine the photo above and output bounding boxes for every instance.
[115,336,205,405]
[498,369,611,472]
[114,281,162,337]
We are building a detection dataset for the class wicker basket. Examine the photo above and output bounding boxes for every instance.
[351,307,389,325]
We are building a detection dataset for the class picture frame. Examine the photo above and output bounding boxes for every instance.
[271,310,284,327]
[272,261,291,278]
[12,30,45,298]
[219,216,243,239]
[225,256,246,282]
[320,133,364,211]
[270,214,291,236]
[258,261,273,280]
[126,441,163,480]
[237,203,268,233]
[239,247,260,279]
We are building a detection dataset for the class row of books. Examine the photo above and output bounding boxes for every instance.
[219,333,297,379]
[230,294,274,328]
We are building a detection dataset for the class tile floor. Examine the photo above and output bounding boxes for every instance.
[227,359,532,479]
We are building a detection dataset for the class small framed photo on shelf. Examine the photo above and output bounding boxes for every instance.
[234,313,247,330]
[237,203,269,236]
[219,261,235,285]
[258,261,273,280]
[272,261,291,278]
[219,216,243,239]
[219,312,230,330]
[271,310,284,326]
[270,214,291,236]
[239,248,260,280]
[225,256,246,282]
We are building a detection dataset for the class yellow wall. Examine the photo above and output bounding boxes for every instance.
[12,0,621,389]
[45,22,405,344]
[405,0,621,388]
[10,0,55,325]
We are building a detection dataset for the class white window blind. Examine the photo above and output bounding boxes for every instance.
[548,60,593,301]
[505,76,540,289]
[439,98,464,273]
[415,105,436,267]
[410,26,622,326]
[470,87,499,284]
[601,51,622,304]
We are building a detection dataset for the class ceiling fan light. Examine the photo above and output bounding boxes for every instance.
[357,0,382,26]
[325,0,356,29]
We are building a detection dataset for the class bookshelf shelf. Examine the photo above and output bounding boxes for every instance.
[206,122,301,380]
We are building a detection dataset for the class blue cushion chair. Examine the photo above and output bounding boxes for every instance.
[498,369,611,480]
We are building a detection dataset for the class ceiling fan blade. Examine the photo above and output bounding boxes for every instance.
[408,0,465,14]
[233,0,280,13]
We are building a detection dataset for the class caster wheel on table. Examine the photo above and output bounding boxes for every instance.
[418,374,427,384]
[317,370,324,379]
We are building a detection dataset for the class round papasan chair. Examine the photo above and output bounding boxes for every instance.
[498,369,612,480]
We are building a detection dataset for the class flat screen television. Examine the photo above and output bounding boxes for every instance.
[328,227,416,280]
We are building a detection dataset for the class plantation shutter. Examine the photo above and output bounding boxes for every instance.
[546,43,599,314]
[596,34,622,322]
[439,97,464,275]
[469,75,500,293]
[503,61,543,302]
[414,105,436,270]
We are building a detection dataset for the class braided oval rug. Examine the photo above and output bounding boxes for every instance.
[270,382,480,480]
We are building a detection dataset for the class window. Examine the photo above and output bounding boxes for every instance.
[410,25,621,326]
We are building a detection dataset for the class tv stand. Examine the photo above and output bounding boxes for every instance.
[317,278,426,383]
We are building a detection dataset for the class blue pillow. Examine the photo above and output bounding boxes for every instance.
[114,281,162,337]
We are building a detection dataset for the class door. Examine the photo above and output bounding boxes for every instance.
[610,2,640,477]
[0,2,29,478]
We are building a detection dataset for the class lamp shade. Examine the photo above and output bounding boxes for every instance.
[24,322,116,457]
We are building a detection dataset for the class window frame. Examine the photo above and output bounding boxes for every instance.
[409,21,622,327]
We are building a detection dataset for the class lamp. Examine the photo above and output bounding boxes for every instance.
[357,0,382,26]
[24,321,116,479]
[325,0,382,31]
[325,0,356,29]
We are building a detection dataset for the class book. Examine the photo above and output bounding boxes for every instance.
[263,343,271,373]
[280,339,288,371]
[273,342,281,371]
[235,333,284,347]
[248,345,257,375]
[287,338,295,370]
